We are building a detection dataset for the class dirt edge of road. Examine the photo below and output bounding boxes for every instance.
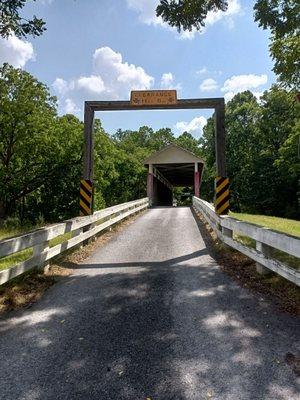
[0,210,146,315]
[192,207,300,316]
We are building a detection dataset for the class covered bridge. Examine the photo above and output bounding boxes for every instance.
[144,144,205,206]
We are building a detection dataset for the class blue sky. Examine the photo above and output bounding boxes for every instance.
[0,0,275,137]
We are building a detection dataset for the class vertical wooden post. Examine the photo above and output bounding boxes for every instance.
[222,226,233,238]
[147,164,153,206]
[199,162,204,197]
[256,242,272,275]
[33,240,50,271]
[82,102,95,215]
[215,100,226,177]
[194,162,200,198]
[215,100,229,215]
[83,102,94,180]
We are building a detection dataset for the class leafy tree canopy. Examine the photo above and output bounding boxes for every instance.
[254,0,300,88]
[0,0,45,39]
[157,0,228,31]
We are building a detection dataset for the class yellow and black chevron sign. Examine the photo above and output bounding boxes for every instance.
[215,176,230,215]
[80,179,93,216]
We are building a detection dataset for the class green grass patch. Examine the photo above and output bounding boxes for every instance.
[0,248,33,272]
[49,232,72,247]
[233,233,299,270]
[230,212,300,237]
[0,227,73,272]
[0,226,30,241]
[230,214,300,271]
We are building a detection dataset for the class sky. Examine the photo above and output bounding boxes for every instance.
[0,0,275,138]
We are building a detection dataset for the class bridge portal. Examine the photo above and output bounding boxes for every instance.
[144,144,204,206]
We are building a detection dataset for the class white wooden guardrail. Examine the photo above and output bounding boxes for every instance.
[193,196,300,286]
[0,198,149,285]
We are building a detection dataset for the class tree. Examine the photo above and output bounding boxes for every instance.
[0,64,83,221]
[148,127,174,151]
[156,0,228,32]
[199,88,299,217]
[156,0,299,88]
[30,115,84,222]
[254,0,300,88]
[256,86,299,217]
[176,131,201,156]
[0,0,45,39]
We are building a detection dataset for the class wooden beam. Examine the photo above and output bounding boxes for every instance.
[87,98,224,111]
[215,100,226,177]
[83,102,95,180]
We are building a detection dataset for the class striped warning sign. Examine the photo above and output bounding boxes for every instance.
[80,179,93,216]
[215,176,230,215]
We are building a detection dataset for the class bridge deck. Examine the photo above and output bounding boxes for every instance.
[0,207,299,400]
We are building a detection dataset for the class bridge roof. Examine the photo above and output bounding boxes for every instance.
[144,144,205,165]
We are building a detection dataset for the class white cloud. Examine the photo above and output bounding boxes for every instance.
[175,116,207,137]
[77,75,105,95]
[126,0,162,26]
[52,46,154,115]
[206,0,241,26]
[222,74,268,93]
[161,72,173,88]
[0,34,34,68]
[200,78,218,92]
[91,46,153,97]
[160,72,181,90]
[126,0,241,40]
[64,98,80,114]
[221,75,267,102]
[223,91,235,102]
[53,78,70,95]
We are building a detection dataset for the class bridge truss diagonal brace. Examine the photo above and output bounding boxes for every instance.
[153,167,173,191]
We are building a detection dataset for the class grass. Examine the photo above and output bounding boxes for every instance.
[0,223,73,272]
[230,212,300,270]
[0,216,113,271]
[230,212,300,237]
[194,210,300,315]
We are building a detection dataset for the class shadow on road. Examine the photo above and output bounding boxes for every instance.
[0,263,298,399]
[0,211,299,399]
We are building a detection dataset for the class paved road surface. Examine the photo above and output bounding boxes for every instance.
[0,207,299,400]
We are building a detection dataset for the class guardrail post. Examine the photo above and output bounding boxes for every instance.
[33,240,50,271]
[72,227,84,249]
[222,226,233,238]
[256,241,273,275]
[83,223,96,245]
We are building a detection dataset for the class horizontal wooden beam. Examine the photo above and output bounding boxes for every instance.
[86,98,224,111]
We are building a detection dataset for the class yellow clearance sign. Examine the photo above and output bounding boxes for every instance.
[130,90,177,106]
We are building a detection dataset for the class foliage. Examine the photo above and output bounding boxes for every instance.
[230,212,300,238]
[0,0,46,39]
[1,65,298,224]
[254,0,300,88]
[156,0,228,32]
[0,63,56,219]
[0,65,85,222]
[201,87,299,218]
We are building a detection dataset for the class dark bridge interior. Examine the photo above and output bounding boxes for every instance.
[153,163,196,206]
[155,163,195,187]
[145,145,204,207]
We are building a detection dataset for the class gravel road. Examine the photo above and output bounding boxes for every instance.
[0,207,299,400]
